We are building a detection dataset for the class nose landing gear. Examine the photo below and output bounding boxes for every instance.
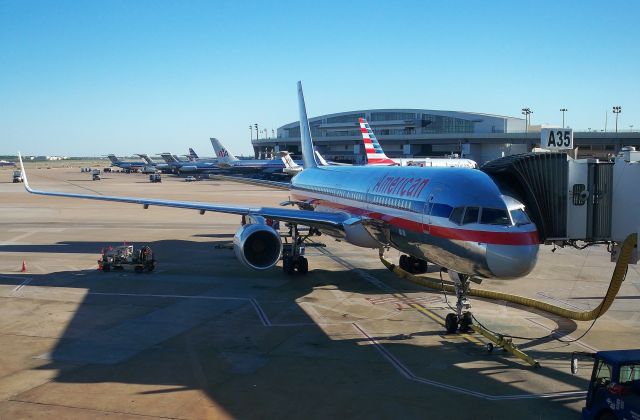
[445,272,473,334]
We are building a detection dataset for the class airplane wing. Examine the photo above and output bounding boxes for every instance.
[18,154,347,231]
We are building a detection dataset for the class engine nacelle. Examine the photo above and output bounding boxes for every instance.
[179,166,197,173]
[233,223,282,270]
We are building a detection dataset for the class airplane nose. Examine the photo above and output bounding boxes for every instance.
[486,244,539,279]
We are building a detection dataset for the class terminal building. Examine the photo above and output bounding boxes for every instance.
[251,109,640,164]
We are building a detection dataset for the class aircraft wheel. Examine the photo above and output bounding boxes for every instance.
[445,313,459,334]
[459,312,473,333]
[283,257,295,275]
[417,259,428,274]
[486,343,494,353]
[399,255,408,271]
[297,257,308,275]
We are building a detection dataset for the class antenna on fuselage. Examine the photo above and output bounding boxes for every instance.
[297,81,318,169]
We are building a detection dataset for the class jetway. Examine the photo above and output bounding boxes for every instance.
[481,147,640,262]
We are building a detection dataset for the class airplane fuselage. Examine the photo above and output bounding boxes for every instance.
[290,165,539,279]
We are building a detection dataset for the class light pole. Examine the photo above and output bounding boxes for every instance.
[255,123,259,140]
[521,108,532,133]
[560,108,568,128]
[613,106,622,133]
[249,125,253,141]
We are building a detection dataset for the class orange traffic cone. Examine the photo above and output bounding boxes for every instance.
[20,260,27,272]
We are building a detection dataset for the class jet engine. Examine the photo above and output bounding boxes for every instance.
[233,223,282,270]
[179,166,197,173]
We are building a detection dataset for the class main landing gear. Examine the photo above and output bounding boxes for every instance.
[399,254,428,274]
[445,272,473,334]
[281,223,315,275]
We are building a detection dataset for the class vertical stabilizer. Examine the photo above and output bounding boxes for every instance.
[107,154,120,164]
[314,150,329,166]
[188,148,199,161]
[297,81,317,169]
[210,138,239,166]
[137,154,155,165]
[160,153,179,163]
[359,118,397,165]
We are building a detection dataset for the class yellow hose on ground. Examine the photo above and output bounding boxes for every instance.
[380,233,637,321]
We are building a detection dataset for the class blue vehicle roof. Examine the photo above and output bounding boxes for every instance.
[598,349,640,364]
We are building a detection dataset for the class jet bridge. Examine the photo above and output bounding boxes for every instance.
[481,148,640,262]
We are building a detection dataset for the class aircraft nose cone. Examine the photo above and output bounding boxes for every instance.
[486,244,539,279]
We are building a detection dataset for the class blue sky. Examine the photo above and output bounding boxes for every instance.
[1,0,638,156]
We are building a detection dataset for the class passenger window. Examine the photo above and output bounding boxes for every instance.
[449,207,464,225]
[463,207,479,224]
[480,208,511,225]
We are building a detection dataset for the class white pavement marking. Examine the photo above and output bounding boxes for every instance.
[0,231,38,246]
[352,323,587,401]
[10,284,590,400]
[11,278,32,295]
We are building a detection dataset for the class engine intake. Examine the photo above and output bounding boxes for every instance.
[233,223,282,270]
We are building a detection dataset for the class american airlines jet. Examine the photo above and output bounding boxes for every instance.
[211,138,302,175]
[358,118,478,168]
[18,82,538,333]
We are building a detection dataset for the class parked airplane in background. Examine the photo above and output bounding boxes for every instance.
[187,148,200,161]
[19,82,538,334]
[359,118,478,168]
[211,137,298,176]
[107,155,147,171]
[0,160,16,167]
[159,152,219,174]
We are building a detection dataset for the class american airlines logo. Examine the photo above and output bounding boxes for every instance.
[372,176,429,198]
[217,149,229,158]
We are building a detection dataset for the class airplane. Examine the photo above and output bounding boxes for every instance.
[18,82,539,334]
[159,152,220,174]
[358,118,478,168]
[106,154,148,172]
[211,137,301,176]
[0,160,16,167]
[187,148,201,161]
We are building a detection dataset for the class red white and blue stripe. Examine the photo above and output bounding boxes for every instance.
[359,118,397,166]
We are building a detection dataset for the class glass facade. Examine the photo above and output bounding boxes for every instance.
[326,113,365,124]
[420,114,474,134]
[281,110,482,138]
[370,112,416,121]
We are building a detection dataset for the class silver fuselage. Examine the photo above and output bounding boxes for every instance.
[290,165,539,279]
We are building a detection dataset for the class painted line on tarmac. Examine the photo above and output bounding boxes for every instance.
[11,278,32,295]
[0,231,38,246]
[353,323,587,401]
[316,247,481,344]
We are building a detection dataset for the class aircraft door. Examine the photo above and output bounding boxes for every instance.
[423,183,443,235]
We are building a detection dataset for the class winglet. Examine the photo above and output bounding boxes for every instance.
[17,152,32,193]
[297,81,317,169]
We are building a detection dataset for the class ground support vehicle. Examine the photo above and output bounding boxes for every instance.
[572,350,640,419]
[149,173,162,183]
[98,245,155,273]
[12,170,23,183]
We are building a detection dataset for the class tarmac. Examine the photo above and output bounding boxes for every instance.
[1,166,639,419]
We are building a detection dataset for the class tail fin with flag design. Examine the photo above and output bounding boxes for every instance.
[359,118,397,166]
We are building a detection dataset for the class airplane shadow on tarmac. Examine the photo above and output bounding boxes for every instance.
[0,238,590,418]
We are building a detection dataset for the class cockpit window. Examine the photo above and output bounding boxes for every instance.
[448,207,464,225]
[480,208,510,225]
[510,208,531,226]
[462,207,480,224]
